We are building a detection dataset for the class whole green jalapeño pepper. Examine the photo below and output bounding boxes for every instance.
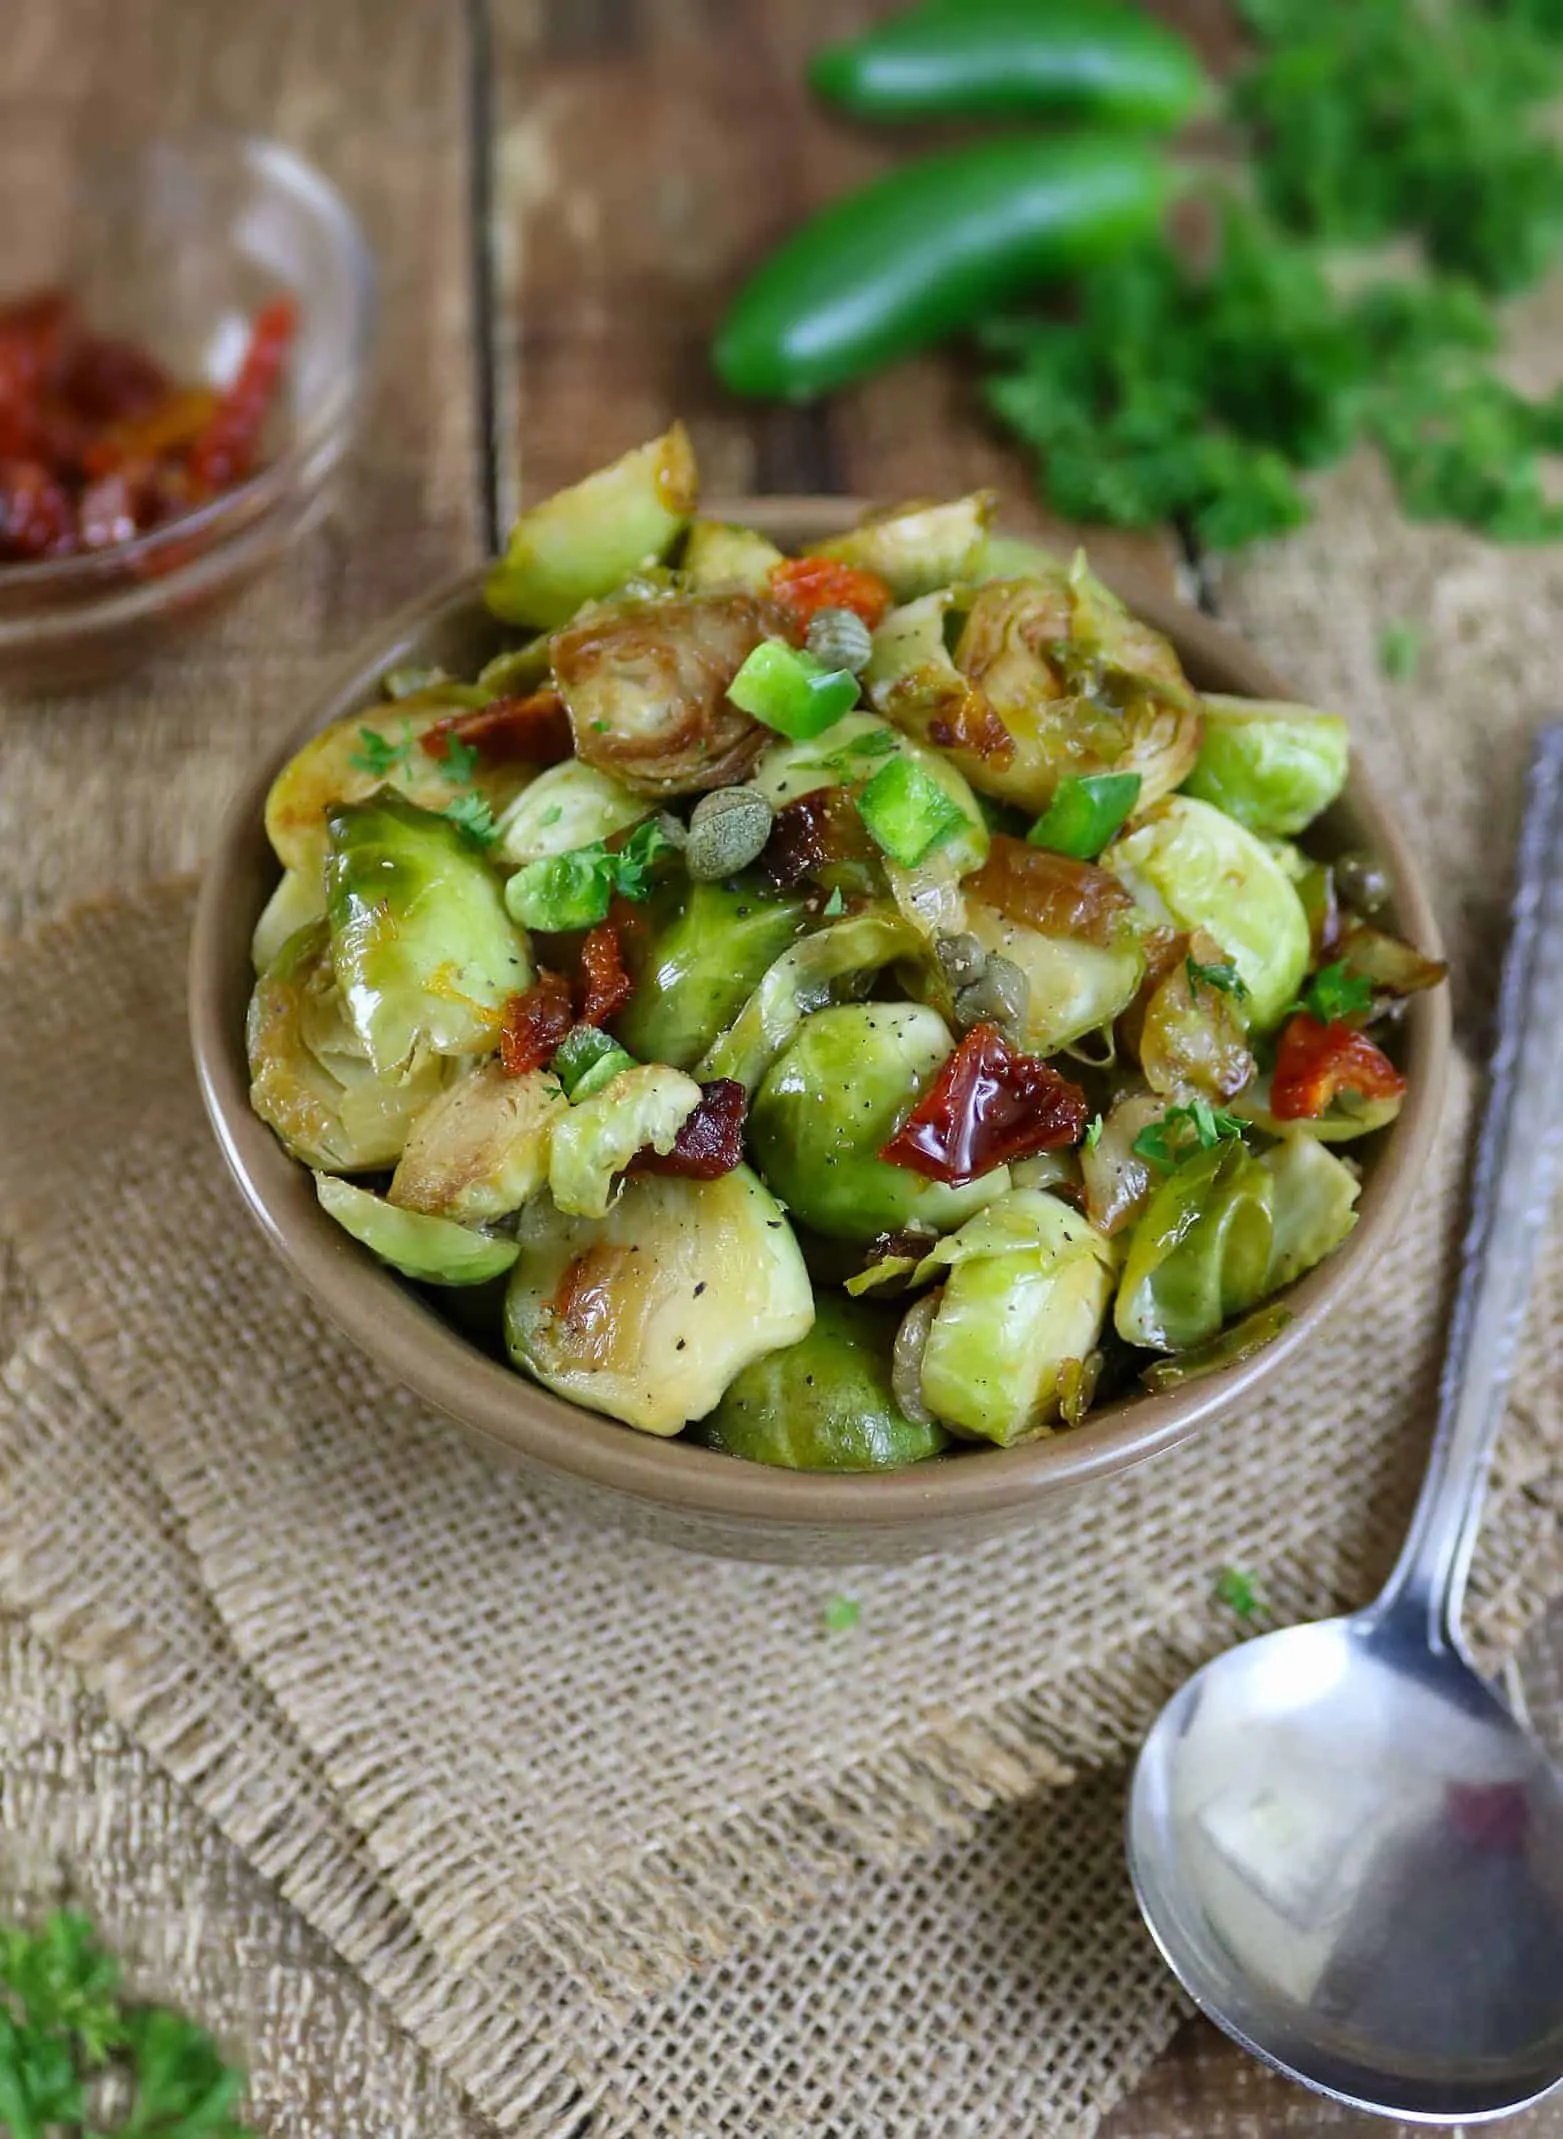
[713,135,1171,403]
[810,2,1211,133]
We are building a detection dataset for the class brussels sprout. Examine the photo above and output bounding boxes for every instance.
[388,1059,567,1222]
[493,759,650,867]
[971,533,1071,585]
[699,908,921,1090]
[1181,694,1350,836]
[315,1174,519,1286]
[248,921,450,1171]
[616,879,808,1070]
[905,1191,1116,1445]
[552,592,772,797]
[1080,1088,1166,1235]
[699,1294,950,1470]
[682,517,785,594]
[264,704,533,877]
[1103,796,1309,1034]
[748,1002,1010,1243]
[476,639,553,698]
[547,1063,703,1219]
[1260,1131,1361,1288]
[1114,1140,1275,1352]
[965,897,1143,1055]
[1140,1300,1293,1391]
[484,423,698,629]
[252,866,325,973]
[807,493,994,600]
[505,1166,813,1435]
[1132,931,1256,1100]
[325,793,533,1075]
[1232,1071,1402,1144]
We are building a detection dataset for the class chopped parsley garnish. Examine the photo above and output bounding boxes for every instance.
[822,886,846,918]
[1083,1112,1104,1152]
[844,728,898,758]
[610,816,680,901]
[1133,1099,1246,1172]
[348,723,415,779]
[822,1594,861,1634]
[539,804,564,828]
[1214,1566,1263,1619]
[445,793,500,847]
[1293,960,1375,1024]
[1378,620,1424,683]
[1185,955,1248,1002]
[438,734,480,786]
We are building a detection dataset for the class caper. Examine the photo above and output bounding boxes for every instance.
[934,931,988,991]
[954,954,1030,1041]
[805,606,875,675]
[1334,850,1391,915]
[686,786,774,880]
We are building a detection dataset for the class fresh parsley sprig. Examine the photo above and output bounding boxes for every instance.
[1185,955,1248,1002]
[348,723,481,790]
[1132,1099,1246,1173]
[1290,959,1375,1024]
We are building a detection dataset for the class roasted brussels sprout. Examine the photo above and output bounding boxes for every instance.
[1103,796,1310,1033]
[265,703,532,878]
[252,865,324,973]
[1115,1140,1275,1352]
[1129,929,1256,1100]
[965,898,1142,1056]
[248,921,450,1172]
[682,517,784,594]
[902,1191,1116,1444]
[548,1062,704,1219]
[1181,694,1350,836]
[484,423,698,629]
[1080,1088,1166,1235]
[1260,1132,1361,1287]
[315,1174,520,1286]
[807,493,994,600]
[494,759,649,867]
[505,1166,813,1434]
[748,1002,1010,1242]
[388,1059,566,1222]
[551,592,777,797]
[699,908,921,1090]
[1232,1071,1402,1144]
[699,1294,949,1469]
[324,793,533,1075]
[615,879,808,1070]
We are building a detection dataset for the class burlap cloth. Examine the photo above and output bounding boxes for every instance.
[2,466,1563,2136]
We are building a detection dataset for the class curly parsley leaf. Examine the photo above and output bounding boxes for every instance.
[444,793,500,848]
[436,734,481,787]
[1293,960,1376,1023]
[610,817,679,902]
[1185,955,1248,1001]
[1133,1099,1246,1172]
[347,724,415,780]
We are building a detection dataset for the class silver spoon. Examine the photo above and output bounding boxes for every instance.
[1129,722,1563,2125]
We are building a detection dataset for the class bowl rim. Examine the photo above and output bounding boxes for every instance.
[190,499,1451,1535]
[0,130,374,608]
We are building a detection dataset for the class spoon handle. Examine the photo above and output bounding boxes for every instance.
[1379,722,1563,1649]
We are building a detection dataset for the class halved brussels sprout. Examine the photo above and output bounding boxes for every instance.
[699,1294,949,1470]
[1131,929,1256,1100]
[807,493,994,600]
[484,423,698,629]
[547,1063,703,1219]
[504,1166,813,1435]
[1103,796,1309,1033]
[388,1059,567,1222]
[315,1174,519,1286]
[699,908,921,1091]
[748,1002,1010,1243]
[615,879,808,1070]
[325,793,533,1074]
[265,704,533,877]
[1232,1070,1402,1144]
[682,517,784,594]
[252,865,325,973]
[905,1190,1116,1444]
[1260,1132,1361,1288]
[493,759,650,867]
[1081,1089,1166,1235]
[248,921,450,1171]
[965,898,1143,1056]
[971,532,1071,585]
[1181,694,1350,836]
[551,592,774,797]
[751,710,989,881]
[1114,1140,1275,1352]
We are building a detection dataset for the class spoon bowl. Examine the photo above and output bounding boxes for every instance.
[1130,1609,1563,2122]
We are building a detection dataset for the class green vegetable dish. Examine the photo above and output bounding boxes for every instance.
[246,426,1444,1471]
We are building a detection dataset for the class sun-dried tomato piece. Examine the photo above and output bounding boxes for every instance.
[82,385,219,478]
[926,691,1016,768]
[632,1079,748,1181]
[0,291,71,404]
[421,688,575,768]
[1270,1012,1406,1121]
[0,459,76,560]
[187,294,298,493]
[758,785,878,894]
[499,968,574,1076]
[881,1022,1089,1187]
[968,834,1135,949]
[577,923,634,1027]
[62,332,172,424]
[768,555,893,638]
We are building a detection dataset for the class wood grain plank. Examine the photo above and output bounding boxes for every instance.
[488,0,1180,592]
[0,0,480,929]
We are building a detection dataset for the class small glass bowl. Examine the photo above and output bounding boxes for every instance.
[0,131,374,693]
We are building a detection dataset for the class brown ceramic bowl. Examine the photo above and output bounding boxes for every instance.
[191,500,1450,1563]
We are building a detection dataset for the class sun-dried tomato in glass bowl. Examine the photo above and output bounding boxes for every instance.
[0,132,373,693]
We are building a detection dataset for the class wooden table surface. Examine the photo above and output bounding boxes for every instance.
[7,1,1563,2133]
